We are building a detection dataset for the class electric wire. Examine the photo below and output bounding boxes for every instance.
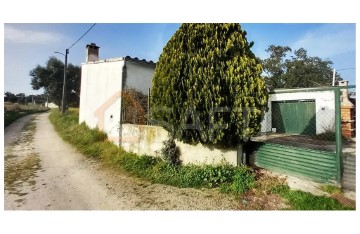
[67,23,96,50]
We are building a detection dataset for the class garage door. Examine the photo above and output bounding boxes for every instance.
[272,100,316,136]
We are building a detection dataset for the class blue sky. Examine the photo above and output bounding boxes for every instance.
[4,23,356,95]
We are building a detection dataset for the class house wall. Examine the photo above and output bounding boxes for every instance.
[260,90,335,134]
[125,61,155,94]
[79,59,125,143]
[121,124,238,165]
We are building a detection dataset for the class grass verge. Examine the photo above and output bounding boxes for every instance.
[49,109,355,210]
[256,174,354,210]
[4,104,50,127]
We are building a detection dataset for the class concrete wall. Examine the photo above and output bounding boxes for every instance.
[121,124,238,166]
[125,61,155,94]
[79,59,124,143]
[260,90,335,134]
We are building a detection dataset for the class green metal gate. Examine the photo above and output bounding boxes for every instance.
[255,143,338,183]
[272,100,316,136]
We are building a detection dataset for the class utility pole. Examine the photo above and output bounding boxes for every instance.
[61,49,69,114]
[55,49,69,114]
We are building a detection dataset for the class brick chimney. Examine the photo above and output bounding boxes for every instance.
[86,43,100,62]
[339,80,356,138]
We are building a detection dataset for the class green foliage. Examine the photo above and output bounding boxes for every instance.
[277,188,352,210]
[262,45,342,90]
[30,57,81,108]
[151,23,268,147]
[220,166,256,194]
[160,136,181,166]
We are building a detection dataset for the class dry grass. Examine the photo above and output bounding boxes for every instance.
[4,117,41,196]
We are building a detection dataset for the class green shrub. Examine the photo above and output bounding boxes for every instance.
[220,167,256,194]
[160,136,181,166]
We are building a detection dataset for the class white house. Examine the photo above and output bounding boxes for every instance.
[79,43,156,146]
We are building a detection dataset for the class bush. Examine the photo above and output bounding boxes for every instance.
[220,167,256,194]
[160,136,181,166]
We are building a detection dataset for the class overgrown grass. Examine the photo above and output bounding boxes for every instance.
[49,109,255,194]
[321,184,342,195]
[276,186,353,210]
[258,176,354,210]
[49,109,355,210]
[4,103,49,127]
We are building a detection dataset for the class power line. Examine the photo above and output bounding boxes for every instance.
[336,67,356,71]
[67,23,96,50]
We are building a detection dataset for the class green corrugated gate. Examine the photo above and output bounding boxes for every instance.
[255,143,339,183]
[272,100,316,135]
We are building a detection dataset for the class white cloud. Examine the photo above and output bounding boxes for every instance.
[291,24,355,59]
[5,25,66,45]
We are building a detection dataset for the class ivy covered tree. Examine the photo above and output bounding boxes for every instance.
[151,23,268,147]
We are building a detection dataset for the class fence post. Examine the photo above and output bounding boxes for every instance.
[334,87,342,185]
[148,88,151,125]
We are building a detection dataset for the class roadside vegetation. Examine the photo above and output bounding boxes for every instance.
[260,176,353,210]
[49,108,354,210]
[4,102,49,127]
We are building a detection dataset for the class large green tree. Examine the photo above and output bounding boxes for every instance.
[151,23,268,147]
[30,57,81,108]
[262,45,342,90]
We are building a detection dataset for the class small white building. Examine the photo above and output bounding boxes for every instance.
[45,101,59,109]
[79,43,156,145]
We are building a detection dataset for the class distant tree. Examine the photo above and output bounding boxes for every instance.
[151,23,269,147]
[261,45,292,89]
[29,57,81,109]
[4,92,17,103]
[16,93,26,104]
[262,45,342,90]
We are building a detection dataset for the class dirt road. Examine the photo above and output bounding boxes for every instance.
[4,113,246,210]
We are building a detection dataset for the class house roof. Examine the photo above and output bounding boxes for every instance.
[124,56,156,65]
[83,55,156,66]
